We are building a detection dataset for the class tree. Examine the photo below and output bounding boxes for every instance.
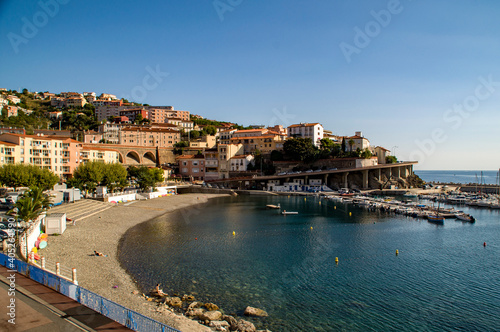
[283,137,318,161]
[341,138,346,153]
[68,161,105,194]
[319,138,336,159]
[270,150,284,161]
[190,130,200,140]
[361,148,372,159]
[127,166,164,192]
[0,164,59,190]
[386,156,398,164]
[12,186,51,223]
[205,125,217,136]
[348,139,355,152]
[101,163,128,192]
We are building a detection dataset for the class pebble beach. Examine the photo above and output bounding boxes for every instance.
[41,193,229,332]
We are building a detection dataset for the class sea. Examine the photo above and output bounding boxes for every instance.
[119,195,500,331]
[415,170,500,185]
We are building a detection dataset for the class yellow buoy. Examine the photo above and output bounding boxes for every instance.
[335,257,339,264]
[319,201,321,205]
[349,212,352,216]
[334,206,336,210]
[396,249,399,256]
[310,226,313,230]
[304,197,306,201]
[232,231,235,236]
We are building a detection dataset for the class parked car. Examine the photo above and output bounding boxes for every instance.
[0,230,9,240]
[305,170,313,173]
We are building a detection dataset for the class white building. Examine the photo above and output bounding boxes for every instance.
[287,123,324,147]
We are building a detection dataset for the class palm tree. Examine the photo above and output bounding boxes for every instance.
[348,139,355,152]
[11,186,51,223]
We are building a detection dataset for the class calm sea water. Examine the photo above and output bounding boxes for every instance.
[119,196,500,331]
[415,170,500,185]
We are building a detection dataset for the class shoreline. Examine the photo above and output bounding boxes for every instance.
[41,193,230,332]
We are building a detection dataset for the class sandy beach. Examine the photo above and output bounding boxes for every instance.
[41,193,229,332]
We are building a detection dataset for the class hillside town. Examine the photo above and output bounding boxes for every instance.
[0,88,404,191]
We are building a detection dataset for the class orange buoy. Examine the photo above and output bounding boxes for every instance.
[483,242,486,247]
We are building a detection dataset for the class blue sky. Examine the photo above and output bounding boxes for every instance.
[1,0,500,170]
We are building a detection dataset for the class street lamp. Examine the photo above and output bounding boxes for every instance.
[392,146,398,159]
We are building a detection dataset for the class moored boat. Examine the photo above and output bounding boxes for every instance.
[455,213,475,223]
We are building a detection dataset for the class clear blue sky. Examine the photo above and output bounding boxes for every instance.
[1,0,500,170]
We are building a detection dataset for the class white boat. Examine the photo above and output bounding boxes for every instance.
[282,211,298,215]
[455,213,475,223]
[403,192,418,198]
[266,204,281,209]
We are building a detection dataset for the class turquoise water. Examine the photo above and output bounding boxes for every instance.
[119,196,500,331]
[415,170,499,185]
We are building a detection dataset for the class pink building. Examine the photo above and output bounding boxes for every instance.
[176,154,205,181]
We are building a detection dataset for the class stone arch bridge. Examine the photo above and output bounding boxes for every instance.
[83,144,176,166]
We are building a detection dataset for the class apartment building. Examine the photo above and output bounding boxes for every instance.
[119,108,149,122]
[0,133,82,178]
[229,154,254,172]
[147,107,190,122]
[218,143,244,179]
[119,126,180,147]
[229,133,286,154]
[203,148,219,181]
[80,146,120,164]
[176,154,205,181]
[288,123,324,147]
[219,129,237,144]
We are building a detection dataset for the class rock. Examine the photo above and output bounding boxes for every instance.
[182,294,195,301]
[244,306,268,317]
[222,314,238,331]
[132,290,139,295]
[164,296,182,308]
[205,302,219,311]
[187,301,204,311]
[186,308,205,318]
[200,310,222,321]
[256,330,272,332]
[210,320,230,328]
[236,319,256,332]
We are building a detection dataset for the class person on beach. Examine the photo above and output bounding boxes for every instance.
[94,250,107,257]
[155,283,166,296]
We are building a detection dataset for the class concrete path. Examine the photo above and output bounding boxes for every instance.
[48,200,113,223]
[0,265,132,331]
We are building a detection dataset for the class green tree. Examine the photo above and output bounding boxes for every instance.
[127,166,164,192]
[12,186,51,223]
[102,163,128,192]
[283,137,318,161]
[319,138,336,159]
[190,130,200,140]
[386,155,398,164]
[270,150,284,161]
[68,161,105,194]
[0,164,58,190]
[348,139,355,152]
[205,125,217,136]
[361,148,372,159]
[341,138,346,153]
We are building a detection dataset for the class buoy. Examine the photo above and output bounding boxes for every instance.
[232,231,235,236]
[483,242,486,247]
[319,201,321,205]
[195,238,198,240]
[304,198,306,201]
[335,257,339,264]
[310,226,313,230]
[396,249,399,256]
[334,206,336,210]
[349,212,352,216]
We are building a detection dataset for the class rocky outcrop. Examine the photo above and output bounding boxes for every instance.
[222,314,238,330]
[204,302,220,311]
[200,310,222,322]
[244,306,268,317]
[237,319,256,332]
[164,296,182,308]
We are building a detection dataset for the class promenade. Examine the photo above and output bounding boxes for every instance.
[0,264,132,331]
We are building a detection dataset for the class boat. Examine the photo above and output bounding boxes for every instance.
[455,213,475,223]
[403,192,418,198]
[428,194,444,225]
[282,211,298,215]
[266,204,281,209]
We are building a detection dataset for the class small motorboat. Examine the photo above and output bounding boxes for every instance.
[266,204,281,209]
[427,215,444,225]
[455,213,475,223]
[282,211,298,215]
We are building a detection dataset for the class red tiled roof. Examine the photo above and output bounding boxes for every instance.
[288,123,320,128]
